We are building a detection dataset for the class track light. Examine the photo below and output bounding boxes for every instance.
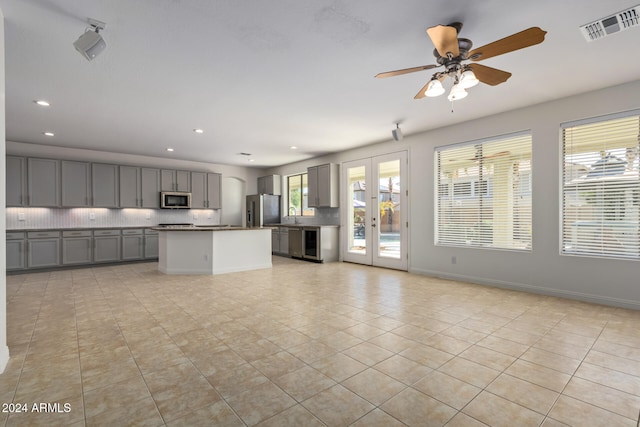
[74,19,107,61]
[392,123,403,141]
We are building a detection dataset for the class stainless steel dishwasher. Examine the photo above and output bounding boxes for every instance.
[288,227,303,258]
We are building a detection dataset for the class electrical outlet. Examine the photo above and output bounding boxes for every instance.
[18,212,26,221]
[89,213,96,220]
[193,213,198,220]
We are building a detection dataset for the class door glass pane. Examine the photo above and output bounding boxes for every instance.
[378,160,401,259]
[348,165,366,255]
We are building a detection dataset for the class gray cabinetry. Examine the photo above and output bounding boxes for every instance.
[6,232,26,271]
[119,166,141,208]
[288,227,303,258]
[93,229,121,263]
[27,158,60,207]
[258,175,281,195]
[191,172,221,209]
[308,163,339,208]
[27,231,61,268]
[141,168,161,208]
[61,160,91,207]
[161,169,190,192]
[272,227,289,255]
[144,229,159,259]
[6,156,27,207]
[92,163,119,207]
[122,229,144,260]
[62,230,92,265]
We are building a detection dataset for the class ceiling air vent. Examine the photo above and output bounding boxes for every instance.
[580,5,640,41]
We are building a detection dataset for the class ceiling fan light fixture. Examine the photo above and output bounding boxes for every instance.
[425,79,445,97]
[459,69,479,89]
[448,83,468,101]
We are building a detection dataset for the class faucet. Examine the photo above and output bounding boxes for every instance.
[288,207,298,224]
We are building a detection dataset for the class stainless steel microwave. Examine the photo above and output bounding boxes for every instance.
[160,191,191,209]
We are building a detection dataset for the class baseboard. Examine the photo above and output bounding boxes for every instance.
[0,345,9,374]
[409,267,640,311]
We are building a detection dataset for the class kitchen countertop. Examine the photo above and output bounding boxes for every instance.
[152,225,268,231]
[7,226,157,232]
[267,224,340,228]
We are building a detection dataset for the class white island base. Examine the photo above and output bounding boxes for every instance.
[157,228,272,275]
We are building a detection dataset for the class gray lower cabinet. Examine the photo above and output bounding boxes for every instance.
[27,231,61,268]
[93,229,121,263]
[6,232,26,270]
[144,229,159,259]
[288,227,303,258]
[271,227,290,255]
[122,229,144,260]
[62,230,93,265]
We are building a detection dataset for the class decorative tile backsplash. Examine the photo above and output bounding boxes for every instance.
[6,208,221,230]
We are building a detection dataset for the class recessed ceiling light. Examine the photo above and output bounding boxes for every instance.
[193,128,204,134]
[166,148,174,152]
[43,132,54,136]
[35,100,50,107]
[248,159,255,162]
[290,146,298,150]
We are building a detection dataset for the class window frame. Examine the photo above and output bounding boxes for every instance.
[286,172,315,217]
[560,110,640,260]
[435,131,533,251]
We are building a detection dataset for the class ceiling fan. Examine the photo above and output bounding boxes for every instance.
[376,23,547,101]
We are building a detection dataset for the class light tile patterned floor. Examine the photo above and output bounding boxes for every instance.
[2,257,640,426]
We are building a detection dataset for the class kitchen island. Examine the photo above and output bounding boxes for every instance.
[153,226,272,275]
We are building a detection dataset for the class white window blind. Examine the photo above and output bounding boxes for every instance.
[436,133,532,250]
[562,113,640,259]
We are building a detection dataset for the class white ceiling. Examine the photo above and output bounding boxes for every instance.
[1,0,639,167]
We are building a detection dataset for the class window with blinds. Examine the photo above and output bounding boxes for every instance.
[561,113,640,259]
[435,133,532,250]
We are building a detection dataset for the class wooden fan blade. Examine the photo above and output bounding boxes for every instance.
[426,25,460,57]
[414,81,431,99]
[468,27,546,61]
[375,64,438,78]
[468,63,512,86]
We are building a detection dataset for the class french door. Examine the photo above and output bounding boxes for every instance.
[342,151,408,270]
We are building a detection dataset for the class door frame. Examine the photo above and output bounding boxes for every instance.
[341,151,408,270]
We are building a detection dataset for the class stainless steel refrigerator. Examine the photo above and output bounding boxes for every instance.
[246,194,281,227]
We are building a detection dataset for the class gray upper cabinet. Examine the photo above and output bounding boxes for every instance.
[119,166,141,208]
[92,163,119,207]
[61,160,91,207]
[6,156,27,207]
[207,173,221,209]
[308,163,339,208]
[161,169,190,192]
[190,171,221,209]
[141,168,161,208]
[190,171,207,208]
[27,158,60,207]
[258,175,281,195]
